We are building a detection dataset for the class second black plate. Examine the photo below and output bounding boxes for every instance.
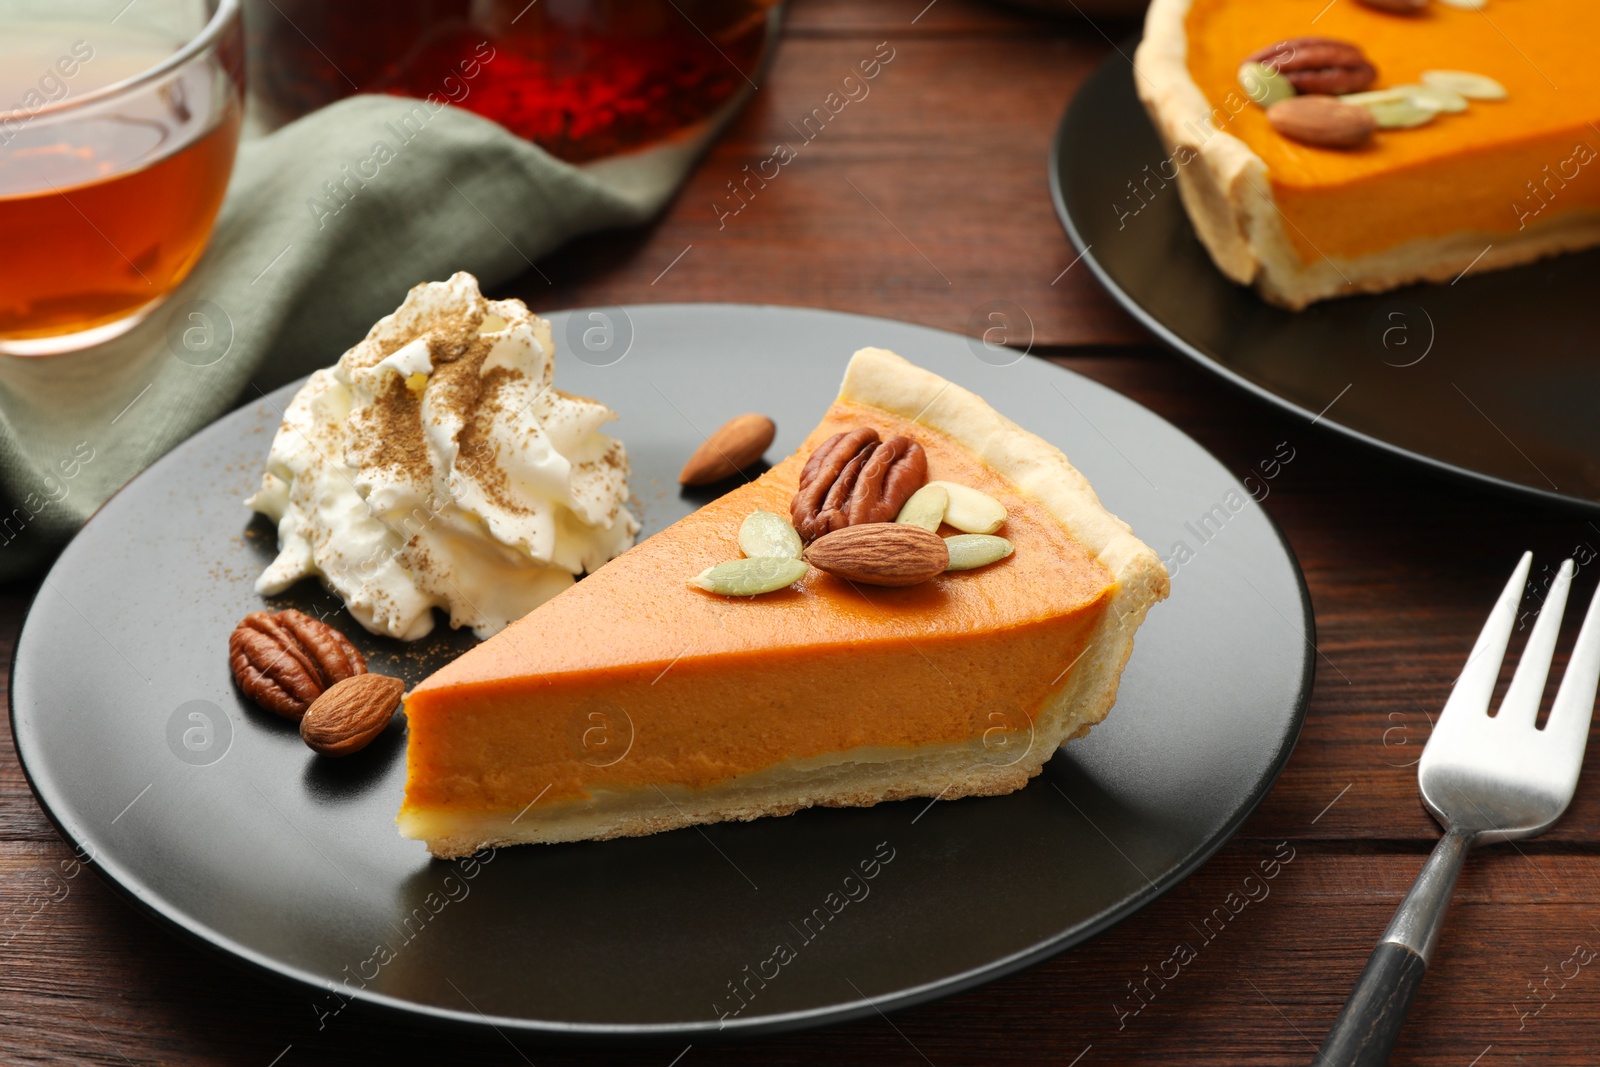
[1052,47,1600,511]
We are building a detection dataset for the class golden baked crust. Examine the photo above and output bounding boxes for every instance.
[1134,0,1600,309]
[403,348,1168,856]
[839,348,1168,748]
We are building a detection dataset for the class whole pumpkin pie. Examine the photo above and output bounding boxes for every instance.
[1136,0,1600,308]
[398,348,1168,856]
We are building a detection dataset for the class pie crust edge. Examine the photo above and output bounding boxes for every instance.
[1133,0,1600,309]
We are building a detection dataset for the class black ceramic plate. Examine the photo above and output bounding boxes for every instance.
[12,306,1311,1039]
[1052,47,1600,511]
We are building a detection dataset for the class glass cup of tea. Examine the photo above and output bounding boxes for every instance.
[0,0,244,356]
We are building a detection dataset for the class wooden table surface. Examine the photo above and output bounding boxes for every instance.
[5,2,1599,1064]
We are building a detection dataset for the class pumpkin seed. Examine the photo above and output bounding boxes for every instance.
[944,535,1014,571]
[1238,61,1295,108]
[1421,69,1507,101]
[1340,87,1419,108]
[927,481,1008,534]
[738,508,802,559]
[1365,98,1438,129]
[689,556,808,596]
[1407,85,1469,113]
[895,484,949,533]
[1436,0,1486,9]
[1342,84,1469,122]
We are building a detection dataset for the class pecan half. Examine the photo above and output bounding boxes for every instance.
[1245,37,1377,96]
[1356,0,1428,13]
[229,609,367,720]
[791,428,928,542]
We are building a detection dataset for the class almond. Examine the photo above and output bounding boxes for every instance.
[1266,96,1376,149]
[679,413,776,485]
[300,674,404,757]
[802,523,948,587]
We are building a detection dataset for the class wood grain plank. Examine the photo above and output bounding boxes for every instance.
[783,0,1051,35]
[1,836,1596,1065]
[3,0,1599,1059]
[0,587,46,843]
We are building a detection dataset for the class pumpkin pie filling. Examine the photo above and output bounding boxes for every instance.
[401,400,1115,818]
[1183,0,1600,263]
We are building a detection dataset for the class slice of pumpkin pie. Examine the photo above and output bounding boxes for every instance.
[1136,0,1600,308]
[398,348,1168,856]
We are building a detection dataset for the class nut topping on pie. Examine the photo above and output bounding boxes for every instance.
[803,523,950,587]
[1244,37,1377,96]
[1356,0,1428,13]
[791,427,928,542]
[1267,95,1378,148]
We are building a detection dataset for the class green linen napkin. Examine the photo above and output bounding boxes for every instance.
[0,94,696,580]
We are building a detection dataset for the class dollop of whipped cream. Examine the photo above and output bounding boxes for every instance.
[248,273,638,640]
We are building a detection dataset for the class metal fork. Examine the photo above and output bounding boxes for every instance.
[1316,552,1600,1066]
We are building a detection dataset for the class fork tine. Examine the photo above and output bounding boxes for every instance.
[1439,551,1532,725]
[1498,559,1574,725]
[1544,571,1600,765]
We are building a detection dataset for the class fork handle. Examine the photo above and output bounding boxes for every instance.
[1314,828,1474,1066]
